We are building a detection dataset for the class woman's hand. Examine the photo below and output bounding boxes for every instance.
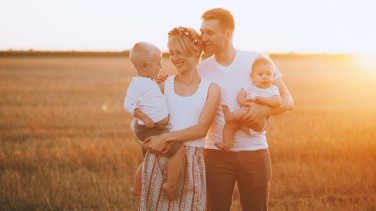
[145,134,169,154]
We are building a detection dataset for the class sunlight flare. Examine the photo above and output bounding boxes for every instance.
[353,53,376,74]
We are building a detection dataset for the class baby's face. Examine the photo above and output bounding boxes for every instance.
[251,63,274,88]
[146,52,162,78]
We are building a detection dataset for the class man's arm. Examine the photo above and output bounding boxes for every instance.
[253,95,282,108]
[270,78,294,115]
[241,78,294,130]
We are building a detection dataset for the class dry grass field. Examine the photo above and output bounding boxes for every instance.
[0,54,375,210]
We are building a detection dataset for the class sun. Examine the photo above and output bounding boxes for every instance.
[353,53,376,74]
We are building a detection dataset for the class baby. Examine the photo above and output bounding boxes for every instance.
[216,56,282,150]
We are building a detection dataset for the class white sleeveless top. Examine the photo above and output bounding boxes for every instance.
[164,75,212,148]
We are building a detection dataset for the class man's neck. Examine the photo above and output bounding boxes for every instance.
[214,45,236,67]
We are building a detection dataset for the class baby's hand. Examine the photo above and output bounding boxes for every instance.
[253,96,262,104]
[242,98,253,107]
[155,74,168,84]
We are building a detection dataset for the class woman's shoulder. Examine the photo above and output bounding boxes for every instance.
[202,79,220,96]
[200,77,216,90]
[200,77,211,84]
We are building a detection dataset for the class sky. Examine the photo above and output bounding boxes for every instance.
[1,0,376,54]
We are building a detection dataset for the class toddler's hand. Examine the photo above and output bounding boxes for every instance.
[143,117,154,128]
[155,74,168,84]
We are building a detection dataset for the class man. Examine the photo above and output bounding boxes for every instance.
[198,8,294,211]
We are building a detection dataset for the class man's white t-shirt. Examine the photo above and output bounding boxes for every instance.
[198,50,282,151]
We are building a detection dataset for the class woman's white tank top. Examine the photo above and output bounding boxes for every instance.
[164,75,211,147]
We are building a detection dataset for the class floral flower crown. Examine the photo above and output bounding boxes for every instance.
[168,26,202,51]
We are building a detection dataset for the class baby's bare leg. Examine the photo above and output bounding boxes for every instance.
[216,121,240,151]
[162,146,185,201]
[222,105,233,121]
[130,163,143,196]
[231,107,249,121]
[222,105,249,122]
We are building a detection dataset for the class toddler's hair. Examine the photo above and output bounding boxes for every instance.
[129,42,160,67]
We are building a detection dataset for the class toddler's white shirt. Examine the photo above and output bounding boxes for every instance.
[124,77,169,125]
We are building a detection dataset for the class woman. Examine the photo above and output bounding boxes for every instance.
[139,26,220,210]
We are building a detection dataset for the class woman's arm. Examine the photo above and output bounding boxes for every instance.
[147,83,220,153]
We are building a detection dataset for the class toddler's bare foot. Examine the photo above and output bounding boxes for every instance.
[162,182,177,201]
[222,105,233,122]
[215,142,233,151]
[130,187,141,196]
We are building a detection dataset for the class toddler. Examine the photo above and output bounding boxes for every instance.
[124,42,184,200]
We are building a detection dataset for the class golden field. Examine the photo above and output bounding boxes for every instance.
[0,54,375,210]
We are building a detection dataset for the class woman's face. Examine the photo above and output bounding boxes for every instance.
[169,48,197,74]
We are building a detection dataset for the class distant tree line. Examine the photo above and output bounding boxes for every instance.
[0,50,130,57]
[0,50,351,60]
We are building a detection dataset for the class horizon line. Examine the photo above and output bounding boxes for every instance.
[0,49,355,56]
